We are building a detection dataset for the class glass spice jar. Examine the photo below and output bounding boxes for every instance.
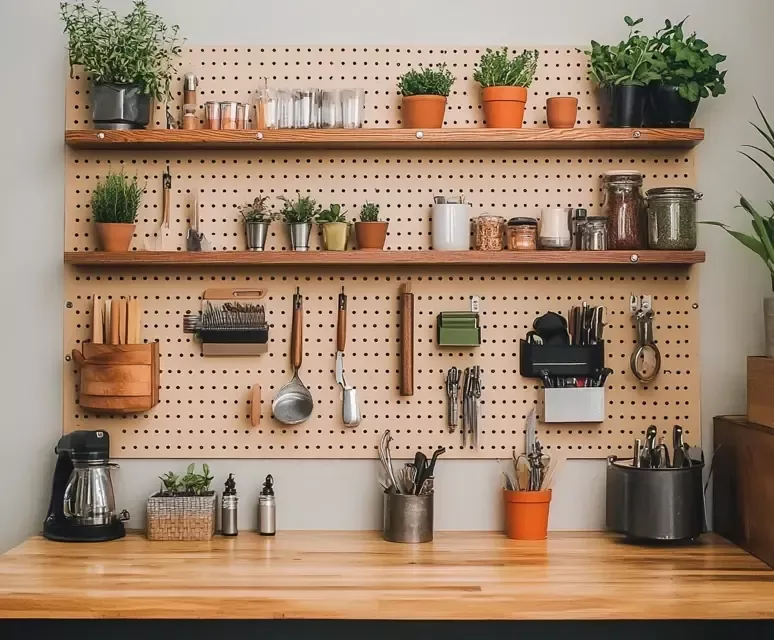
[645,187,701,250]
[506,217,538,250]
[601,171,646,250]
[474,215,505,251]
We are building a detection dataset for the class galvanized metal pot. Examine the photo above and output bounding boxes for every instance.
[92,83,151,130]
[245,221,270,251]
[286,222,313,251]
[383,491,433,543]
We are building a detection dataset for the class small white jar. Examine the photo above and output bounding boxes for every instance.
[432,204,471,250]
[539,208,572,250]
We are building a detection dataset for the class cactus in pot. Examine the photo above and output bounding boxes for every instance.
[355,202,388,251]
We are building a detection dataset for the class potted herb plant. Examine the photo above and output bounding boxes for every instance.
[587,17,660,127]
[473,48,539,129]
[649,18,727,128]
[61,0,182,130]
[397,64,456,129]
[316,204,350,251]
[91,171,143,252]
[240,195,276,252]
[146,464,216,541]
[279,193,321,251]
[356,202,388,251]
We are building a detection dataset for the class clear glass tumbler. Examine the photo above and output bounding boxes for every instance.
[342,88,365,128]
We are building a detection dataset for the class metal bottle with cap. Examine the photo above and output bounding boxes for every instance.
[258,474,276,536]
[221,473,238,536]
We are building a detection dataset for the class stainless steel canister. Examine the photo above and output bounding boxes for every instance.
[258,494,276,535]
[581,216,608,251]
[221,494,238,536]
[383,491,433,543]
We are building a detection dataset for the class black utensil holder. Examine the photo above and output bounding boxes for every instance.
[519,340,605,378]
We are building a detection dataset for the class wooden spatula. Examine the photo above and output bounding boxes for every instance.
[92,294,103,344]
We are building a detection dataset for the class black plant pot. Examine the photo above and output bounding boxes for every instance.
[91,83,151,130]
[649,84,700,128]
[598,85,648,128]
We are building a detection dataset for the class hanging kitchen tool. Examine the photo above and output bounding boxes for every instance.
[145,167,174,251]
[272,288,314,425]
[92,294,103,345]
[445,367,460,432]
[250,384,261,427]
[186,192,202,251]
[630,295,661,382]
[335,286,361,427]
[400,283,414,396]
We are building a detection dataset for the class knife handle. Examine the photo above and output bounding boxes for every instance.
[337,289,347,353]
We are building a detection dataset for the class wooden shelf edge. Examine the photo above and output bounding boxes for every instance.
[64,250,706,266]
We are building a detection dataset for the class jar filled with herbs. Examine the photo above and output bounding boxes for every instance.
[601,171,646,250]
[474,215,505,251]
[645,187,701,250]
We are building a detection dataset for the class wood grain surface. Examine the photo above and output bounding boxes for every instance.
[0,532,772,620]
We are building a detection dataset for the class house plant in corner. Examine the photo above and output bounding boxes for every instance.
[279,193,321,251]
[60,0,182,130]
[146,464,216,541]
[316,204,350,251]
[356,202,388,250]
[91,171,143,252]
[473,47,539,129]
[397,64,456,129]
[240,195,276,251]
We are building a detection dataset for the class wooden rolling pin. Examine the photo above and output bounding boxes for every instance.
[400,283,414,396]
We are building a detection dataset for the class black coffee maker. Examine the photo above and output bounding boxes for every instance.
[43,430,128,542]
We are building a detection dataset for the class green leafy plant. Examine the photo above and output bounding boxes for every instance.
[359,202,381,223]
[279,193,321,224]
[651,18,727,102]
[586,16,661,87]
[473,48,539,88]
[316,204,348,224]
[91,171,144,224]
[158,464,214,497]
[60,0,183,101]
[239,195,276,223]
[397,64,456,97]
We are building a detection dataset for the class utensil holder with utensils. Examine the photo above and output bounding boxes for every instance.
[519,340,606,378]
[71,342,160,414]
[383,491,434,544]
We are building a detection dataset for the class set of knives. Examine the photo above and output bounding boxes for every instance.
[445,366,482,449]
[92,295,143,345]
[634,425,693,469]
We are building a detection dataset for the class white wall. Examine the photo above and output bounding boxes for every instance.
[1,0,772,549]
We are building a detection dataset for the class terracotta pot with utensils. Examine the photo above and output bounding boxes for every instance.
[504,489,552,540]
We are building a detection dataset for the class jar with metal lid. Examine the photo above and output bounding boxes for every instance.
[474,215,505,251]
[646,187,701,250]
[581,216,608,251]
[601,171,646,250]
[506,217,538,251]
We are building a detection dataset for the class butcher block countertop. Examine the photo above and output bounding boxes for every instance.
[0,531,773,620]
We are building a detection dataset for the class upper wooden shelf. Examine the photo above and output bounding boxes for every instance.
[64,127,705,151]
[64,250,706,267]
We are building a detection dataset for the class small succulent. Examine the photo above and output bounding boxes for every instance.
[360,202,381,223]
[239,195,276,223]
[316,204,348,224]
[397,64,456,97]
[279,193,321,224]
[158,464,214,497]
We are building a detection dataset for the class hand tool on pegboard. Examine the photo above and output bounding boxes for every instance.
[400,283,414,396]
[335,287,361,427]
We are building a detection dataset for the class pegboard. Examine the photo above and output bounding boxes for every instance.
[64,45,701,459]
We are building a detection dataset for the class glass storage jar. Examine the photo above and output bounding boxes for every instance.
[646,187,701,250]
[581,216,608,250]
[506,217,538,250]
[601,171,646,250]
[474,215,505,251]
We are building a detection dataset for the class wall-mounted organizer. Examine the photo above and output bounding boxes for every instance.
[63,45,702,459]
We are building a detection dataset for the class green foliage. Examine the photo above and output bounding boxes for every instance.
[473,48,539,88]
[650,18,727,103]
[316,204,348,224]
[91,171,143,224]
[397,64,455,97]
[279,193,321,224]
[586,16,661,87]
[60,0,183,101]
[159,464,214,496]
[239,195,276,223]
[359,202,381,223]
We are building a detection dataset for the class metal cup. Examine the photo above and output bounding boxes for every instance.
[287,222,312,251]
[245,221,270,251]
[383,491,433,543]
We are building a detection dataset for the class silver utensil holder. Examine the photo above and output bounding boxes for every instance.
[543,387,605,423]
[383,491,433,544]
[245,221,269,251]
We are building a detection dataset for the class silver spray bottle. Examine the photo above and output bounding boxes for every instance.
[221,473,238,536]
[258,474,276,536]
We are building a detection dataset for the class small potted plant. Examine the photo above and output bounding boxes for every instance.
[474,47,539,129]
[397,64,456,129]
[279,193,321,251]
[146,464,216,541]
[60,0,182,130]
[91,171,143,252]
[649,18,727,127]
[240,195,277,251]
[316,204,350,251]
[356,202,388,251]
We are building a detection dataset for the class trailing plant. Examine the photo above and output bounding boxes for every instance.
[651,18,727,102]
[704,100,774,290]
[239,195,277,223]
[359,202,381,223]
[316,204,348,224]
[158,464,214,497]
[91,171,144,224]
[279,193,321,224]
[474,48,539,88]
[586,16,661,87]
[60,0,183,101]
[397,64,456,97]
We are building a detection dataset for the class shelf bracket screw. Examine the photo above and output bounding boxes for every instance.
[692,303,699,310]
[97,132,105,140]
[632,130,642,139]
[416,131,424,139]
[66,301,73,308]
[630,254,640,263]
[255,132,264,140]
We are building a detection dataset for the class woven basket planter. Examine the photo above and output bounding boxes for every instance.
[146,493,217,541]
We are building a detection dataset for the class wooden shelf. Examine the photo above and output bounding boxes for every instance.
[64,127,704,151]
[64,250,706,267]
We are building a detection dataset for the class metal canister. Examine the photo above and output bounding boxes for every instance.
[221,473,238,536]
[258,474,276,536]
[383,491,433,543]
[581,216,608,251]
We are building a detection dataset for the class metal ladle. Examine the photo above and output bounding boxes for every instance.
[272,288,314,425]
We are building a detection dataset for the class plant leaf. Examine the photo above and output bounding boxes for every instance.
[702,221,771,265]
[741,196,774,265]
[740,151,774,188]
[754,97,774,146]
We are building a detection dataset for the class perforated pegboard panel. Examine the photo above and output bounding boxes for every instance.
[64,45,701,459]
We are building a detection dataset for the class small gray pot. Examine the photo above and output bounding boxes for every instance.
[245,221,270,251]
[92,83,151,130]
[286,222,313,251]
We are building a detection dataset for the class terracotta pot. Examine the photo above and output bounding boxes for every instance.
[482,86,528,128]
[504,489,552,540]
[95,222,135,252]
[355,221,388,250]
[401,95,447,129]
[321,222,350,251]
[546,97,578,129]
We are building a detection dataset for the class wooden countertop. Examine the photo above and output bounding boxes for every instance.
[1,531,773,620]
